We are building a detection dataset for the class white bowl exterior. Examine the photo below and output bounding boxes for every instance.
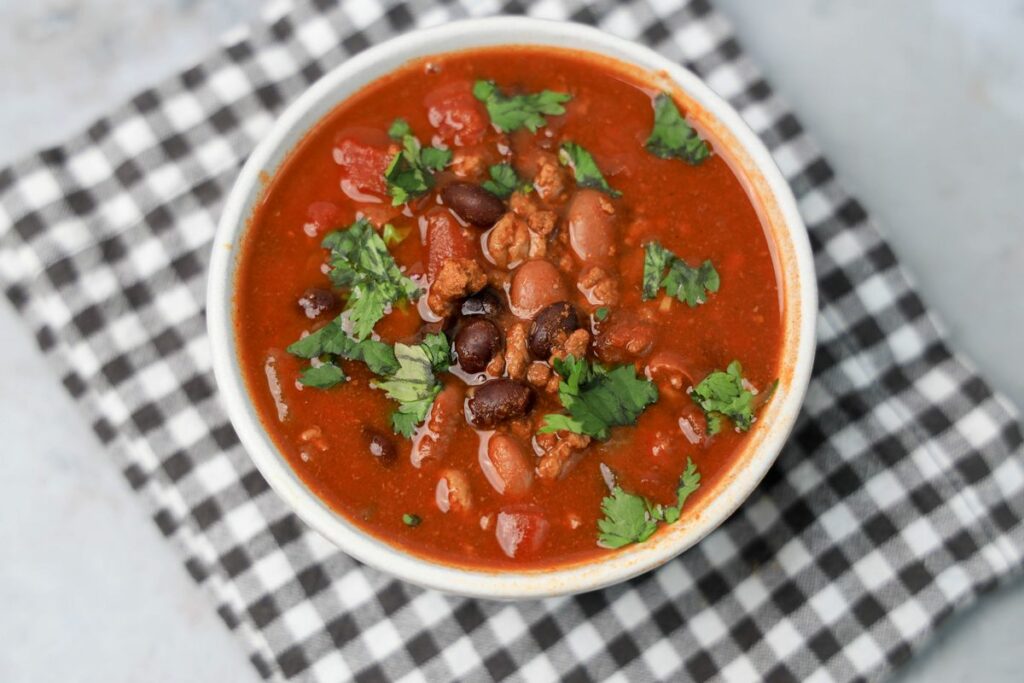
[207,17,817,599]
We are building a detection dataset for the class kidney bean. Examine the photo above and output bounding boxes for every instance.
[528,302,580,358]
[411,385,464,467]
[296,287,338,319]
[508,260,568,319]
[646,350,696,390]
[495,507,550,559]
[436,469,473,513]
[361,426,397,467]
[454,318,502,374]
[566,189,616,264]
[480,433,534,498]
[466,379,535,428]
[460,288,503,317]
[593,309,657,363]
[442,182,506,227]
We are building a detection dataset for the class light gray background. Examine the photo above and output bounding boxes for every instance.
[1,1,1021,681]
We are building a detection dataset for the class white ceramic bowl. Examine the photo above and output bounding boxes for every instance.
[208,17,817,599]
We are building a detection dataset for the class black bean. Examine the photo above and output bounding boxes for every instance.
[362,426,397,467]
[460,288,503,317]
[528,302,580,358]
[297,287,338,320]
[442,182,506,227]
[454,318,502,374]
[466,380,535,428]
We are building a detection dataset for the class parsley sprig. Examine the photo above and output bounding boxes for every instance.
[690,361,775,435]
[320,218,421,339]
[598,459,701,548]
[472,80,571,133]
[481,163,531,198]
[645,93,710,165]
[642,241,720,307]
[539,355,658,440]
[384,118,452,206]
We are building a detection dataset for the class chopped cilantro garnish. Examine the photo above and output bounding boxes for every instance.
[381,223,408,246]
[287,318,400,375]
[597,459,701,548]
[481,163,531,198]
[597,487,657,548]
[418,331,454,372]
[387,117,412,140]
[402,513,421,527]
[690,361,774,435]
[660,459,701,524]
[320,218,421,339]
[384,119,452,206]
[642,241,720,307]
[558,142,621,197]
[594,306,609,321]
[645,93,710,165]
[289,323,450,436]
[373,334,452,437]
[297,362,346,389]
[539,355,658,440]
[472,80,571,133]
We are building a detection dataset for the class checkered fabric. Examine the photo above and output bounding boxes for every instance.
[2,0,1023,680]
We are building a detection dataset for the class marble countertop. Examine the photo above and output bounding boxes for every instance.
[1,1,1021,681]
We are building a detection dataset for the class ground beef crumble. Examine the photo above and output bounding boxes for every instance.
[535,431,592,480]
[427,258,487,316]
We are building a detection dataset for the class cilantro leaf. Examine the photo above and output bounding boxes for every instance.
[402,513,421,527]
[472,80,571,133]
[419,332,453,372]
[597,458,702,547]
[420,146,451,171]
[594,307,610,322]
[558,142,621,197]
[320,218,421,339]
[289,320,450,435]
[384,119,452,206]
[597,487,659,548]
[285,320,347,359]
[374,342,446,437]
[298,362,346,389]
[481,163,531,198]
[388,117,412,140]
[539,355,658,440]
[355,338,401,376]
[645,93,710,165]
[642,241,720,307]
[660,459,701,524]
[381,223,408,246]
[690,361,773,435]
[286,318,400,376]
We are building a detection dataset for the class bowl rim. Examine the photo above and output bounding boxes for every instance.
[207,16,817,600]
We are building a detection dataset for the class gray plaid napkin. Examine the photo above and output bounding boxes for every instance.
[2,0,1023,681]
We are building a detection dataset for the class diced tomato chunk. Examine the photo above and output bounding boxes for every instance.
[304,201,344,235]
[333,128,393,196]
[425,81,488,147]
[495,507,550,559]
[424,209,481,279]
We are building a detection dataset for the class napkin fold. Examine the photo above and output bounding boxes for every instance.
[1,0,1022,681]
